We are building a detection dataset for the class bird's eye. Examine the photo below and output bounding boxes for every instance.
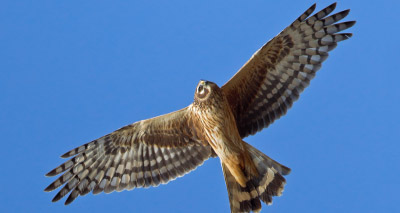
[198,85,204,93]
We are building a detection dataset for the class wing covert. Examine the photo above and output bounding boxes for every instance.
[221,3,355,138]
[44,106,214,204]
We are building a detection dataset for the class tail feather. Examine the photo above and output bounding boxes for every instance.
[222,142,290,213]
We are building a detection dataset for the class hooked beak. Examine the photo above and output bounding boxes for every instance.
[199,80,208,86]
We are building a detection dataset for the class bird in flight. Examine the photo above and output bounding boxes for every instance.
[45,3,355,212]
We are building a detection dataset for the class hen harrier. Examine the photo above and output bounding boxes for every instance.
[45,3,355,212]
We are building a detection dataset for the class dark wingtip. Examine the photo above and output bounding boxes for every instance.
[309,3,317,12]
[341,9,351,17]
[311,3,317,9]
[44,184,53,192]
[345,33,353,39]
[52,189,67,203]
[347,21,356,28]
[52,195,62,203]
[328,2,337,10]
[45,169,57,177]
[65,195,75,205]
[61,152,71,159]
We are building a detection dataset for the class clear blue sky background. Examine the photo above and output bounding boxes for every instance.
[1,0,399,212]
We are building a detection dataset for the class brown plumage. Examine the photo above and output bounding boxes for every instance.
[45,3,355,212]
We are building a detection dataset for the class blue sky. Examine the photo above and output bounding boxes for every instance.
[1,0,399,212]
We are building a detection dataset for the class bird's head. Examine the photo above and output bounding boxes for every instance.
[194,80,222,104]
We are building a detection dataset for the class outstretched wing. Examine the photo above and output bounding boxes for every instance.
[222,3,355,138]
[44,106,214,205]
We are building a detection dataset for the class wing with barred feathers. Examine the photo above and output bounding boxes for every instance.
[44,106,215,205]
[222,3,355,138]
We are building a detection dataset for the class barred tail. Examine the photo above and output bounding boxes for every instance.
[222,142,291,213]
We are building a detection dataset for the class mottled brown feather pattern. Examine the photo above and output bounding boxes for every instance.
[45,3,354,212]
[45,107,214,204]
[222,2,355,138]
